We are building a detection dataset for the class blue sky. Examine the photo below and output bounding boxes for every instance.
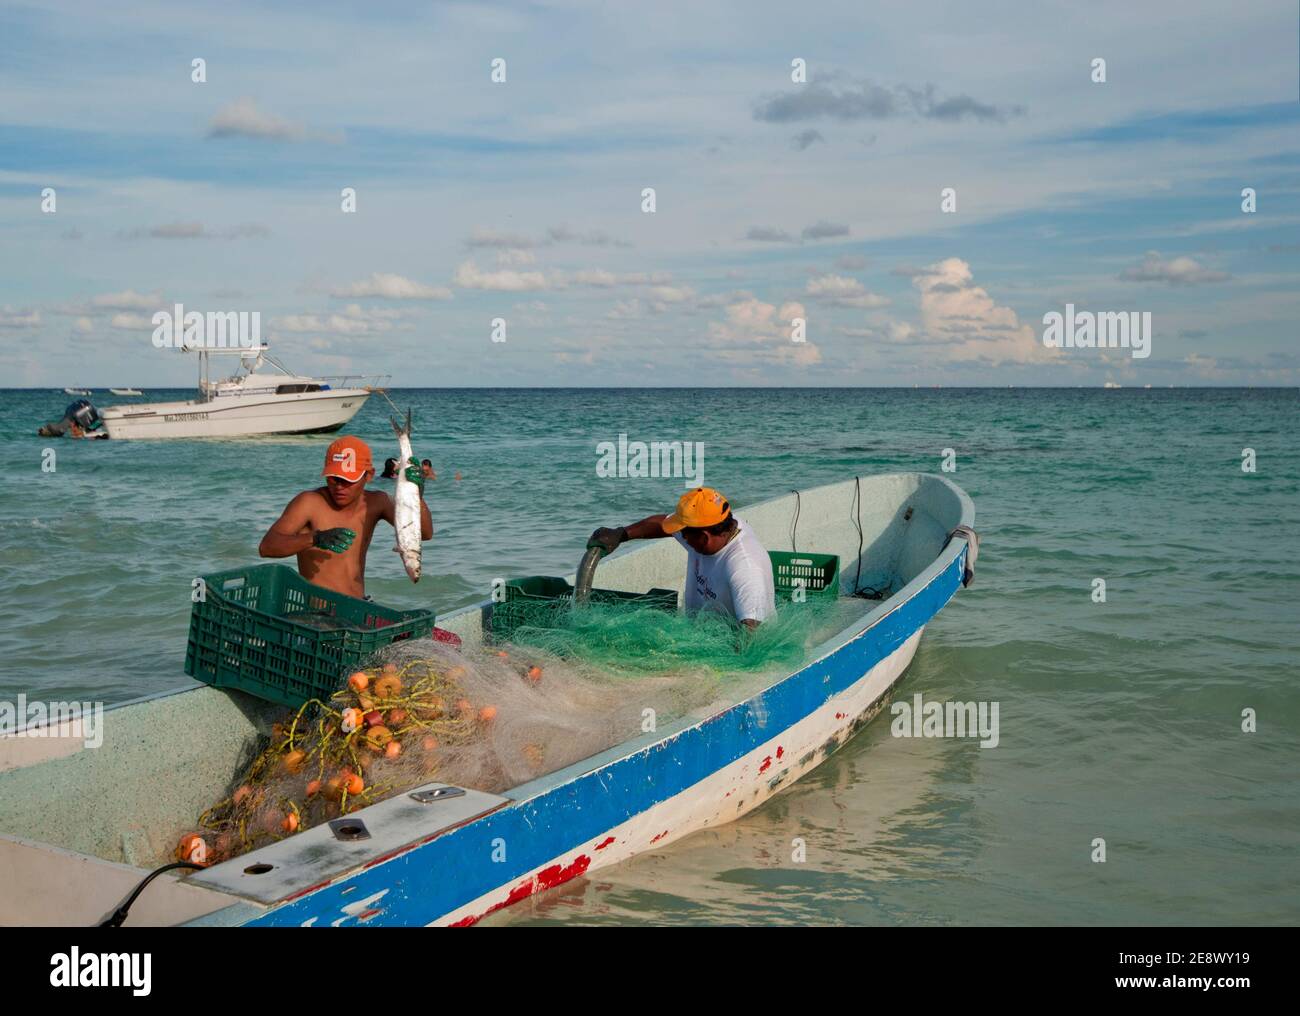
[1,0,1297,386]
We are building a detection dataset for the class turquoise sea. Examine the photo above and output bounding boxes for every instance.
[2,387,1297,925]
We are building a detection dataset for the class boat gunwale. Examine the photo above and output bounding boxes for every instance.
[496,471,975,804]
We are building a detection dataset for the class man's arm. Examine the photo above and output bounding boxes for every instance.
[259,492,319,558]
[588,514,672,553]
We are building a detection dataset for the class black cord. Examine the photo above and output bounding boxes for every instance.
[851,476,864,594]
[99,861,204,927]
[789,489,801,552]
[849,477,888,599]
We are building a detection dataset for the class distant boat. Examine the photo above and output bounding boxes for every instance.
[109,388,143,396]
[95,345,381,440]
[1103,381,1122,389]
[63,387,91,396]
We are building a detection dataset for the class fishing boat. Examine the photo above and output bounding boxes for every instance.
[93,346,380,440]
[109,388,144,396]
[0,471,976,926]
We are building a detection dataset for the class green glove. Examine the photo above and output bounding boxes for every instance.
[404,457,425,494]
[312,527,356,554]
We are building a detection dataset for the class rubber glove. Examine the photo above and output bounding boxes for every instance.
[313,527,356,553]
[587,526,627,554]
[404,456,425,495]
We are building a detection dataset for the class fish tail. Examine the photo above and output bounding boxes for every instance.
[390,408,412,439]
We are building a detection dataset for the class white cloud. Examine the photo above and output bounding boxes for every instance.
[707,297,818,365]
[453,259,549,291]
[496,249,537,267]
[902,257,1051,364]
[1119,251,1232,286]
[207,97,317,142]
[0,306,40,328]
[330,273,453,300]
[108,312,153,330]
[645,284,695,304]
[90,290,162,311]
[270,304,408,335]
[805,273,890,308]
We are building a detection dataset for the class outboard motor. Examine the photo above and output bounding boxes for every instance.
[38,399,105,438]
[66,399,103,432]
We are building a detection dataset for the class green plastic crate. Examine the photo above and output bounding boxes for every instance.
[769,551,840,601]
[185,564,435,708]
[491,575,678,642]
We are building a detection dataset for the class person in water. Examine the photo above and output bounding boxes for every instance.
[589,487,775,629]
[380,457,399,479]
[259,436,432,598]
[421,459,434,481]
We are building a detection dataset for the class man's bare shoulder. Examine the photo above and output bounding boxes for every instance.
[364,488,393,514]
[288,488,331,510]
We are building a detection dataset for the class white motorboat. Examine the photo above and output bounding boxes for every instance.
[63,387,91,396]
[97,347,381,440]
[109,388,144,396]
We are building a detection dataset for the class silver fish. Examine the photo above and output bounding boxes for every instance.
[390,410,422,582]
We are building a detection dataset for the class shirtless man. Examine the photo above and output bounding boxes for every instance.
[258,436,432,597]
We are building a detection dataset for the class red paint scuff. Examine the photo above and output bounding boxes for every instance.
[758,755,773,774]
[594,836,616,851]
[776,746,784,760]
[650,830,669,843]
[449,854,593,927]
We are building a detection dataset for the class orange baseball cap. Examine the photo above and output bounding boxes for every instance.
[662,487,731,533]
[321,436,373,482]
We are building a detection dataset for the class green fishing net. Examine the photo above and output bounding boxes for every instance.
[503,599,849,676]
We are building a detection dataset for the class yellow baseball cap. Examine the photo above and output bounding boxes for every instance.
[662,487,730,533]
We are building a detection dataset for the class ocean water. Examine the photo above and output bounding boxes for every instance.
[2,387,1297,926]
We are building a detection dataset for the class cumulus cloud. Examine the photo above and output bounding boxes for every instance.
[206,98,339,142]
[330,273,453,300]
[898,257,1052,364]
[0,305,40,328]
[108,312,154,330]
[453,259,549,291]
[270,304,407,336]
[1119,251,1231,286]
[496,249,537,267]
[90,290,163,311]
[707,297,818,366]
[209,98,300,141]
[754,74,1024,125]
[805,274,890,308]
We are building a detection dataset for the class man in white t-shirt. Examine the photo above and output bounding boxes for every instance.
[588,487,776,628]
